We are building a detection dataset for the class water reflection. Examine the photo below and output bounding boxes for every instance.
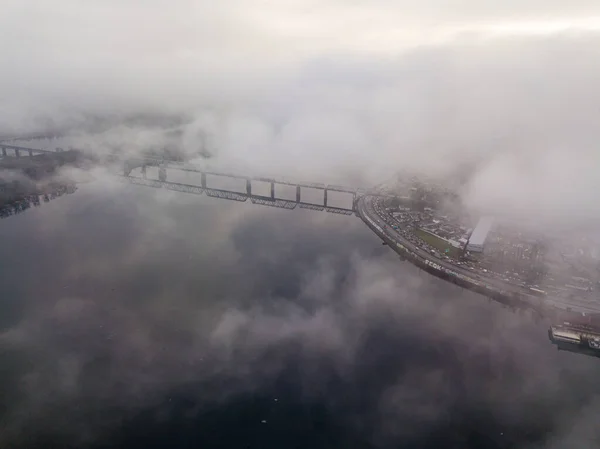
[0,182,77,219]
[1,179,600,449]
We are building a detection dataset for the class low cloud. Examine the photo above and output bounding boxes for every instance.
[1,187,600,447]
[3,1,600,447]
[6,30,600,225]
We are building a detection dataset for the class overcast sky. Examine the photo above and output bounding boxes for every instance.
[3,0,600,223]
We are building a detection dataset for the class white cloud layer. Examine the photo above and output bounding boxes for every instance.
[3,1,600,221]
[4,3,600,447]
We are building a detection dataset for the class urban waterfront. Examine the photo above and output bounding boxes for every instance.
[2,178,600,448]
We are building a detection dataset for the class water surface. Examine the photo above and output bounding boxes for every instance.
[1,178,599,449]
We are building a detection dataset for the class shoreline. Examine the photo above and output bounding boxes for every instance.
[356,195,589,322]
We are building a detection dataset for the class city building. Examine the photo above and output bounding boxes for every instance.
[466,216,494,253]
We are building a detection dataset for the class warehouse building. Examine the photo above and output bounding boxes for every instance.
[466,216,494,253]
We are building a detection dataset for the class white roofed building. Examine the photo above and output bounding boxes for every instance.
[466,216,494,253]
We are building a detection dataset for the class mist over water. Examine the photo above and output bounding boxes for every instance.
[3,0,600,446]
[0,180,599,448]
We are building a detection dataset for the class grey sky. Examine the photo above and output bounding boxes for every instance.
[3,1,600,220]
[3,0,600,112]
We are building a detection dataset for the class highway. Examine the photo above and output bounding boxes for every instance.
[356,195,550,309]
[358,196,517,288]
[358,195,600,315]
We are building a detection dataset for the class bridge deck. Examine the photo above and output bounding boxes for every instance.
[1,144,55,153]
[117,175,356,213]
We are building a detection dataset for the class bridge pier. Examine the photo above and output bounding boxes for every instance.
[1,147,6,157]
[28,149,33,157]
[158,166,167,182]
[115,166,364,215]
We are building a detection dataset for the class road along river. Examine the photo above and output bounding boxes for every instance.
[356,195,600,321]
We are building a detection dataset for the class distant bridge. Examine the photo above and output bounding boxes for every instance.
[0,132,65,143]
[0,143,65,157]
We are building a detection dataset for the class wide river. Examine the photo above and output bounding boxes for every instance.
[1,175,599,448]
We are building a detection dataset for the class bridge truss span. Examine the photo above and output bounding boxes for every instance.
[251,197,298,210]
[204,188,248,202]
[163,182,204,195]
[299,203,325,212]
[116,175,163,189]
[325,207,354,216]
[0,143,68,158]
[118,173,357,215]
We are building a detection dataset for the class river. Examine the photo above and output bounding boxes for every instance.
[1,176,600,448]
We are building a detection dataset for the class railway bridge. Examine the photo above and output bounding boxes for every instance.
[121,157,387,215]
[0,143,65,158]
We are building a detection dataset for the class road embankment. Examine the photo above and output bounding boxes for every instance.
[357,197,551,319]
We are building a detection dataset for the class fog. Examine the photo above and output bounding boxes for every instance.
[2,1,600,224]
[2,185,600,448]
[2,1,600,448]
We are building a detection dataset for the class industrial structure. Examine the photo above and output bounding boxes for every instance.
[466,216,494,253]
[548,311,600,357]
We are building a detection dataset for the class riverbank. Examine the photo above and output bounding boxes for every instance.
[355,195,559,321]
[0,150,87,217]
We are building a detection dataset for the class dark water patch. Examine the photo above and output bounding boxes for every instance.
[2,180,600,448]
